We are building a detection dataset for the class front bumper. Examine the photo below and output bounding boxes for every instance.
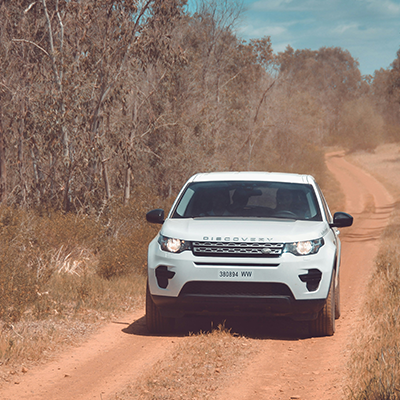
[152,292,326,320]
[147,234,337,320]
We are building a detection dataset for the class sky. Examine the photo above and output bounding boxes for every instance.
[188,0,400,76]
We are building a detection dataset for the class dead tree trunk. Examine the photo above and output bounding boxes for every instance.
[0,104,7,203]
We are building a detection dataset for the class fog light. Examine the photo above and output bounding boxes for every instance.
[155,266,176,289]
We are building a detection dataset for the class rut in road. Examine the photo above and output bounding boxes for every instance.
[0,314,184,400]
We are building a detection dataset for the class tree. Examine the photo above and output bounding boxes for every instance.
[0,0,186,211]
[339,98,384,152]
[275,46,365,144]
[371,65,400,142]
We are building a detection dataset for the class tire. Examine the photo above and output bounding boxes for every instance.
[334,272,341,320]
[146,281,175,334]
[309,275,335,337]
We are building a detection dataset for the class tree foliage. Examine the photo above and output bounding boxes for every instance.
[370,51,400,142]
[0,0,397,215]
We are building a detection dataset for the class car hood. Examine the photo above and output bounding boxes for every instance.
[161,217,329,243]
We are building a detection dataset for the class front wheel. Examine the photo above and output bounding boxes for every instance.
[309,276,335,337]
[146,281,175,334]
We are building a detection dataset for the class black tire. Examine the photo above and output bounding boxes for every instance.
[146,281,175,334]
[309,275,335,337]
[334,272,341,320]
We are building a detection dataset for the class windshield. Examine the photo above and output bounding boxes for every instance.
[172,181,322,221]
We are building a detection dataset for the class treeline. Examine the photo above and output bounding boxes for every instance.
[0,0,399,214]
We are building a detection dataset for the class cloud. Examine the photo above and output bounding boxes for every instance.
[234,0,400,74]
[238,24,287,38]
[250,0,295,11]
[271,41,293,53]
[249,0,349,13]
[247,0,400,21]
[332,23,360,35]
[362,0,400,17]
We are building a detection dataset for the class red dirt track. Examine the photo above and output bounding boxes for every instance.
[214,151,394,400]
[0,151,395,400]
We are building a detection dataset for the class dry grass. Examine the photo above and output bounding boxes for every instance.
[347,205,400,400]
[0,202,152,374]
[0,319,95,381]
[346,144,400,400]
[0,268,146,371]
[115,325,254,400]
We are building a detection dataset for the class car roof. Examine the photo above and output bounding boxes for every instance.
[189,171,315,185]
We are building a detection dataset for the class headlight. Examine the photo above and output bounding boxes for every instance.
[284,238,324,256]
[158,235,191,253]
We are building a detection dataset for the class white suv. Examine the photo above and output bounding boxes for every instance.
[145,172,353,336]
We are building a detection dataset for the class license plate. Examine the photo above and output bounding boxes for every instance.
[218,270,254,280]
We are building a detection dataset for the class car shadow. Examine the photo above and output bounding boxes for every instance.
[122,315,310,340]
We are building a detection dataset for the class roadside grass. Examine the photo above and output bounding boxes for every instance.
[115,325,254,400]
[0,319,97,373]
[0,275,146,370]
[346,145,400,400]
[347,203,400,400]
[0,195,161,372]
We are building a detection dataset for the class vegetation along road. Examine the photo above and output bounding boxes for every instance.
[0,150,394,400]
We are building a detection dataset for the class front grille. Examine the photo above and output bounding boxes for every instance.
[192,241,284,258]
[194,262,279,267]
[179,281,293,297]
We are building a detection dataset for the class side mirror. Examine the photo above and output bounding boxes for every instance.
[330,212,353,228]
[146,209,165,224]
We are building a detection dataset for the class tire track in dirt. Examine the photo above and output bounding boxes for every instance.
[0,312,181,400]
[213,151,394,400]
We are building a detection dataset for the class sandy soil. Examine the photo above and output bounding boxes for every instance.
[0,149,396,400]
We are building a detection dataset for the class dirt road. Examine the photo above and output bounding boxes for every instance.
[0,151,395,400]
[213,151,394,400]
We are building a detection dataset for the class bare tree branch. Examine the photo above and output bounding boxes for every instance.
[42,0,62,92]
[0,81,13,94]
[141,121,179,138]
[55,0,64,83]
[254,80,275,123]
[24,2,36,14]
[12,38,49,56]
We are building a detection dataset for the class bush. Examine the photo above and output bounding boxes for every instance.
[0,246,37,322]
[347,205,400,399]
[0,207,41,322]
[338,98,384,152]
[0,201,156,322]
